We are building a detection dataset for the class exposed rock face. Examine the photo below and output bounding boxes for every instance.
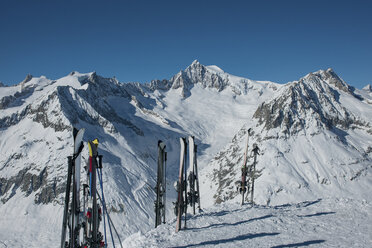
[0,167,63,204]
[169,60,229,97]
[205,69,372,205]
[253,71,369,136]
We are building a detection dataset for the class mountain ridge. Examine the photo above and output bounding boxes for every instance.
[0,61,371,246]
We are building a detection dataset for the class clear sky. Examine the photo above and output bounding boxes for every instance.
[0,0,371,88]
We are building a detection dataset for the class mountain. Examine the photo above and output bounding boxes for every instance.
[0,62,371,247]
[202,68,372,206]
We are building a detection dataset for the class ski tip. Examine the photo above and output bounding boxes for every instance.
[73,127,79,138]
[73,127,86,139]
[158,140,166,150]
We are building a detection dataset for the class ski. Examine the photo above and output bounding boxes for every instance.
[250,144,260,206]
[175,137,187,232]
[187,136,201,214]
[194,143,201,212]
[155,140,167,228]
[72,128,85,247]
[85,139,104,248]
[240,128,251,205]
[61,127,85,248]
[61,156,73,248]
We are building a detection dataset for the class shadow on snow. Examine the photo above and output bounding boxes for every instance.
[172,232,280,248]
[271,239,326,248]
[188,214,274,231]
[297,211,336,218]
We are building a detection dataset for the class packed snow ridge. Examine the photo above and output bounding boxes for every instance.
[0,61,371,247]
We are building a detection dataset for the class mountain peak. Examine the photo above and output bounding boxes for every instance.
[21,74,33,84]
[170,60,229,96]
[362,84,371,92]
[326,67,335,73]
[185,59,204,72]
[191,59,200,66]
[306,68,351,93]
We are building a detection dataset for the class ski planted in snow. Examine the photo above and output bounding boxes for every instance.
[61,127,85,248]
[175,137,187,232]
[155,140,167,228]
[84,139,104,248]
[187,136,201,214]
[239,128,251,205]
[250,144,260,206]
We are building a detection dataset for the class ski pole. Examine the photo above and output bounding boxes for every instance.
[97,192,123,248]
[97,155,107,248]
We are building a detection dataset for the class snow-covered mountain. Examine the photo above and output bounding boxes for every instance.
[0,61,371,247]
[203,68,372,207]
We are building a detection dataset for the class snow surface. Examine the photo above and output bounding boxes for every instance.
[123,198,372,248]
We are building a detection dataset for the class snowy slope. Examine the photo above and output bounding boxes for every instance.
[123,198,372,248]
[201,68,372,207]
[0,62,371,247]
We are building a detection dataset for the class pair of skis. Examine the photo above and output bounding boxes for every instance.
[239,128,251,206]
[175,137,187,232]
[187,136,201,215]
[61,128,85,248]
[84,139,104,248]
[175,136,201,232]
[155,140,167,228]
[250,144,260,206]
[238,128,260,206]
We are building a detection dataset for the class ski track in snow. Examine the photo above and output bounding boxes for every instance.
[123,198,372,248]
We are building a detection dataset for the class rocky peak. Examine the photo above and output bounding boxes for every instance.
[253,71,366,136]
[22,74,33,84]
[313,68,352,93]
[170,60,229,96]
[363,84,371,92]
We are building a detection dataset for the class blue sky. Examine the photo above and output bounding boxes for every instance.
[0,0,371,88]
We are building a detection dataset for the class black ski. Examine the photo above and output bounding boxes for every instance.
[240,128,251,205]
[155,140,167,228]
[187,136,201,214]
[175,137,187,232]
[250,144,260,206]
[61,128,85,248]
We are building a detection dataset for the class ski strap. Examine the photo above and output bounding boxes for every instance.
[72,142,84,161]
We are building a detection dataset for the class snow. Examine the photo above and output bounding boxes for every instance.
[206,65,225,74]
[123,198,372,247]
[0,62,371,247]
